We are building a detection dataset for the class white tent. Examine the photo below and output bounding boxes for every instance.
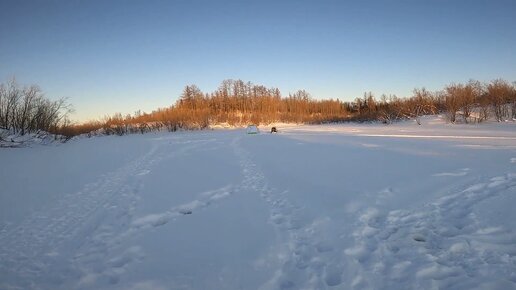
[246,125,259,134]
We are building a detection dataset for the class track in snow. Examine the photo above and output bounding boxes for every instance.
[346,173,516,289]
[232,137,352,290]
[0,137,215,289]
[1,120,515,290]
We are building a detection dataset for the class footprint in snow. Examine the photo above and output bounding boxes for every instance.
[132,213,171,228]
[136,169,151,176]
[324,265,344,286]
[279,280,295,289]
[108,246,144,268]
[315,241,334,253]
[433,168,470,177]
[412,234,426,242]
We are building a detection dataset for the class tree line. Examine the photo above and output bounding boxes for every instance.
[346,79,516,125]
[79,78,513,136]
[2,78,515,138]
[57,78,516,137]
[63,79,351,136]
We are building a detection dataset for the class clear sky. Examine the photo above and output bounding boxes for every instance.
[1,0,515,122]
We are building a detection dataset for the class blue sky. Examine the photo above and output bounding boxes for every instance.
[1,0,515,122]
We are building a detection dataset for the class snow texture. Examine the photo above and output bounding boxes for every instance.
[1,116,515,290]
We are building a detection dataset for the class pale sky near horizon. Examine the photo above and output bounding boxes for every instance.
[1,0,515,122]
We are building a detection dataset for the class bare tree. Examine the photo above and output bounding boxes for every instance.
[457,80,482,123]
[411,88,436,125]
[486,79,512,122]
[510,81,516,119]
[478,90,490,122]
[443,84,462,123]
[17,85,41,135]
[0,82,5,129]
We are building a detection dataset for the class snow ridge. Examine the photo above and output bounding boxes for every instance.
[130,184,235,229]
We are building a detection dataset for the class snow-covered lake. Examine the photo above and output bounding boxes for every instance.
[1,116,516,290]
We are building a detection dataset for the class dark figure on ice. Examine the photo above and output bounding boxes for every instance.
[270,127,277,133]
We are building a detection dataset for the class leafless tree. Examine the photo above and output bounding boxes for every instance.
[486,79,512,122]
[443,84,462,123]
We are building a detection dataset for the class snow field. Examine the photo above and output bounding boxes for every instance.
[1,116,515,289]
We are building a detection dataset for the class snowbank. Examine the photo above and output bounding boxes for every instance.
[0,129,64,148]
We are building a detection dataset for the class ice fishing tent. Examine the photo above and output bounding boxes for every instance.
[246,125,259,134]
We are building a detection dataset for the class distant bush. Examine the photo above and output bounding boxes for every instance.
[56,121,104,138]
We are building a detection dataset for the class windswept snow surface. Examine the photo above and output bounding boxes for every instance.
[1,116,516,290]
